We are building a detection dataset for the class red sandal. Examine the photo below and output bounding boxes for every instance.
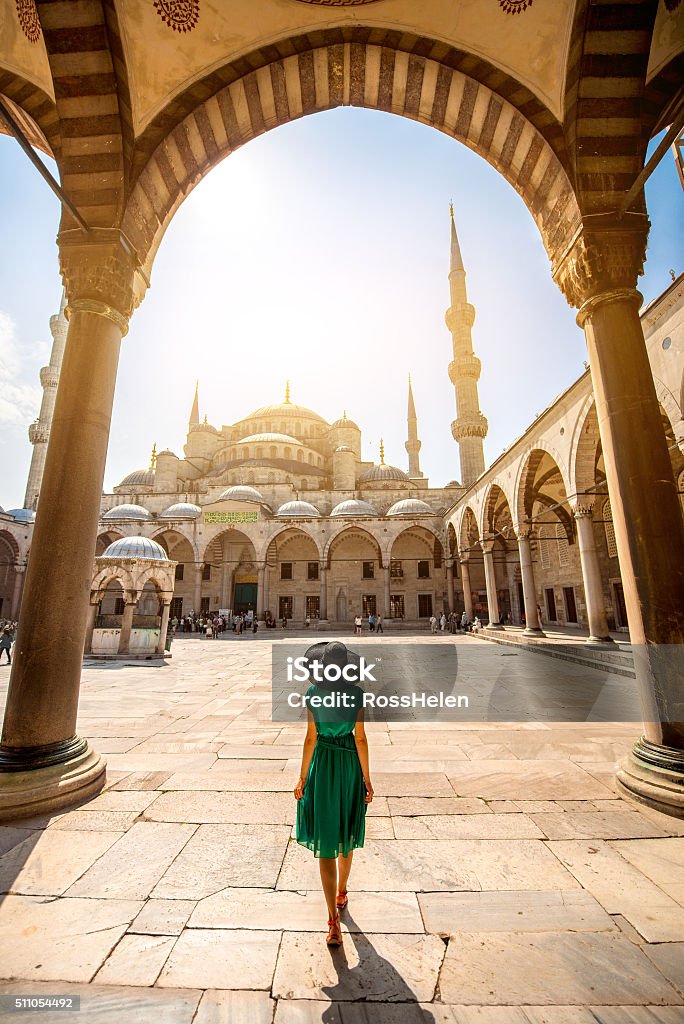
[336,889,348,910]
[326,913,342,946]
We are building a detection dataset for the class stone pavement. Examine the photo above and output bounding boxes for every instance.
[0,634,683,1023]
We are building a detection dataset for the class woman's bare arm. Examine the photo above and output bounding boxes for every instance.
[294,711,317,800]
[354,713,373,803]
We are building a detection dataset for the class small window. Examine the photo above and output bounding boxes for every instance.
[175,564,184,581]
[307,561,319,581]
[390,559,403,578]
[200,596,210,614]
[170,596,183,619]
[281,562,293,580]
[306,595,320,619]
[603,499,617,558]
[362,560,375,579]
[362,595,377,616]
[202,563,211,581]
[556,523,569,569]
[418,594,433,618]
[417,560,430,579]
[114,597,125,616]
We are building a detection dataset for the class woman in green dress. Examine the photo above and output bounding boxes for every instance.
[294,641,374,946]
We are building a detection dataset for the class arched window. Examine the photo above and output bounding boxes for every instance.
[297,450,304,462]
[256,447,263,459]
[308,452,314,465]
[556,523,569,569]
[539,528,551,570]
[284,447,292,460]
[270,446,277,459]
[301,479,308,491]
[603,498,617,558]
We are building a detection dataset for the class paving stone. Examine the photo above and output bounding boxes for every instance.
[418,890,614,934]
[93,933,177,986]
[0,827,35,857]
[194,990,275,1024]
[641,944,684,998]
[272,931,445,1002]
[446,762,612,801]
[273,1004,535,1024]
[152,824,291,899]
[143,790,295,824]
[610,838,684,905]
[79,790,159,812]
[65,822,197,900]
[387,797,490,816]
[190,887,424,932]
[129,898,196,935]
[392,813,543,840]
[0,981,200,1023]
[0,896,142,983]
[0,829,123,896]
[438,931,682,1005]
[103,752,218,773]
[370,773,456,797]
[162,771,293,791]
[157,929,280,989]
[110,771,172,791]
[531,809,670,841]
[549,840,684,943]
[277,838,578,892]
[48,810,142,832]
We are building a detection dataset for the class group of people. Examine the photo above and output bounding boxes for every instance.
[428,610,484,634]
[353,613,384,635]
[0,620,17,664]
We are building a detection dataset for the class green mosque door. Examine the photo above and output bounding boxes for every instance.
[234,580,258,614]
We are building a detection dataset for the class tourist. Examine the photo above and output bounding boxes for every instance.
[461,611,469,630]
[440,612,447,631]
[449,611,457,633]
[305,616,311,629]
[294,641,373,947]
[376,614,383,634]
[0,625,13,664]
[252,617,258,634]
[205,619,213,639]
[472,615,482,633]
[354,614,362,636]
[281,615,288,629]
[429,614,437,634]
[368,612,375,632]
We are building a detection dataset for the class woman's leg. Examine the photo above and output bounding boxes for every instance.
[338,851,353,895]
[319,857,338,920]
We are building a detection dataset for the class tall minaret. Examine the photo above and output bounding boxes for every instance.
[189,380,200,428]
[445,203,487,487]
[405,375,423,477]
[24,291,68,510]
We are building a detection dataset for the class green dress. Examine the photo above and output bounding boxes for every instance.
[296,682,367,859]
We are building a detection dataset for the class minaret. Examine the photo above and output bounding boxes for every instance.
[405,374,423,477]
[189,380,199,428]
[445,203,487,486]
[24,291,68,510]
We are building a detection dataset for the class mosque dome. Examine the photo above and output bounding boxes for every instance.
[102,504,153,521]
[386,498,436,516]
[446,480,461,488]
[276,500,321,517]
[245,402,328,424]
[8,508,36,523]
[330,499,378,517]
[331,413,359,431]
[100,536,168,560]
[118,467,155,487]
[239,432,302,445]
[360,463,410,484]
[160,502,202,519]
[157,449,177,458]
[218,485,266,504]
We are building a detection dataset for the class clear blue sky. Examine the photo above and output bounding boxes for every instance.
[1,109,682,509]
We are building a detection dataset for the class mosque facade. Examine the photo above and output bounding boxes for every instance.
[1,218,682,640]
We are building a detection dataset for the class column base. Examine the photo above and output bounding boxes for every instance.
[0,740,107,823]
[486,623,504,631]
[523,627,546,637]
[616,738,684,819]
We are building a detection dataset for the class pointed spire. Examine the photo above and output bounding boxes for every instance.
[150,443,157,470]
[379,438,385,465]
[449,201,464,274]
[407,374,417,420]
[189,380,199,427]
[284,380,291,404]
[406,374,423,477]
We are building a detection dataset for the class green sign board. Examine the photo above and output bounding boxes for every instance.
[204,510,259,524]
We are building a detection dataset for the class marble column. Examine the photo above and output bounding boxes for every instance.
[557,223,684,816]
[257,565,266,619]
[516,528,543,635]
[319,565,328,621]
[193,565,203,616]
[83,601,98,656]
[156,600,171,655]
[446,559,455,614]
[383,565,391,619]
[10,568,24,622]
[118,600,136,655]
[0,236,138,821]
[460,558,473,621]
[480,539,502,629]
[573,504,612,643]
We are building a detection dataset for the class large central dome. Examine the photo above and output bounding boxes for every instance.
[243,402,328,424]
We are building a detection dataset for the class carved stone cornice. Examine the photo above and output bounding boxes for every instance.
[552,217,649,312]
[58,229,144,334]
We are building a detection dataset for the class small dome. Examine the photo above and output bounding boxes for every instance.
[360,463,410,483]
[160,502,202,519]
[103,504,153,521]
[119,468,155,487]
[330,499,378,517]
[331,414,360,431]
[386,498,436,517]
[334,445,355,454]
[276,500,321,517]
[8,508,36,524]
[218,485,266,504]
[157,449,177,458]
[446,480,461,488]
[238,432,302,445]
[101,536,168,560]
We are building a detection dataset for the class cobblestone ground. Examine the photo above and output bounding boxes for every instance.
[1,634,683,1023]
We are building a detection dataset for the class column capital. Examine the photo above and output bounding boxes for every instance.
[552,217,649,312]
[59,229,146,335]
[480,538,495,555]
[572,502,595,519]
[514,522,533,540]
[459,554,470,565]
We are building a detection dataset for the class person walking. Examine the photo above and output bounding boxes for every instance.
[205,619,213,639]
[0,626,13,664]
[354,614,362,636]
[368,613,375,633]
[440,612,447,632]
[294,641,373,947]
[461,610,469,631]
[429,614,437,634]
[376,613,384,634]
